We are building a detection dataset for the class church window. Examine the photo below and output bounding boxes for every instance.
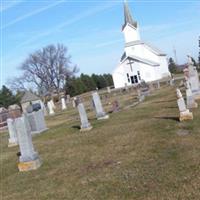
[137,71,141,80]
[127,73,130,82]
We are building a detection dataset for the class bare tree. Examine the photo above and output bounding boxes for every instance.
[9,44,78,94]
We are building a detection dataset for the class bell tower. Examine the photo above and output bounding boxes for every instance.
[122,0,140,43]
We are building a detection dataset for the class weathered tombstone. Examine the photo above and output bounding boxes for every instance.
[26,110,48,135]
[92,92,109,120]
[157,81,160,89]
[185,79,198,109]
[15,115,41,171]
[111,100,120,112]
[137,89,145,102]
[47,101,55,115]
[170,78,174,86]
[140,81,150,96]
[61,97,67,110]
[176,88,193,121]
[7,118,18,147]
[76,98,92,131]
[66,94,70,104]
[187,55,200,99]
[50,99,56,109]
[107,86,111,93]
[40,101,48,116]
[72,97,76,108]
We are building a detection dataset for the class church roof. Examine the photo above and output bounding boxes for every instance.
[122,0,137,30]
[121,54,160,66]
[21,91,40,103]
[125,40,166,56]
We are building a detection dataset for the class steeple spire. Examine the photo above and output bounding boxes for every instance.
[123,0,137,30]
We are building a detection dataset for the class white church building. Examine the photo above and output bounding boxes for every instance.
[112,1,171,88]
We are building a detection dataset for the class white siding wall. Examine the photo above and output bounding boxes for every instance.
[123,25,140,43]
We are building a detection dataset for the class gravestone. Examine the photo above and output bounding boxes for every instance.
[76,98,92,131]
[170,78,174,86]
[137,89,145,102]
[185,80,198,109]
[15,115,41,171]
[187,55,200,99]
[7,118,18,147]
[107,86,111,93]
[92,92,109,120]
[111,100,120,112]
[157,81,160,89]
[176,88,193,121]
[26,110,48,135]
[66,94,70,104]
[47,101,55,115]
[61,97,67,110]
[72,97,76,108]
[50,99,56,109]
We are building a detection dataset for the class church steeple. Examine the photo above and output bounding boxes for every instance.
[122,0,137,30]
[122,0,140,43]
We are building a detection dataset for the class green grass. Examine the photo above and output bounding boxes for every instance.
[1,86,200,200]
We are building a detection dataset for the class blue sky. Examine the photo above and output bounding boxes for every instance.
[1,0,200,87]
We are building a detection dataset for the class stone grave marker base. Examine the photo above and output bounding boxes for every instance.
[179,110,193,121]
[80,126,93,132]
[97,115,109,120]
[18,158,41,172]
[31,128,49,136]
[8,141,18,147]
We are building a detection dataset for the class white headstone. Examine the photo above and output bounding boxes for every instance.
[27,110,48,135]
[185,80,198,109]
[66,95,70,104]
[72,97,76,108]
[50,99,56,109]
[176,88,193,121]
[47,101,55,115]
[15,115,41,171]
[92,92,109,120]
[187,55,200,94]
[107,86,111,93]
[61,97,67,110]
[77,102,92,131]
[7,118,18,147]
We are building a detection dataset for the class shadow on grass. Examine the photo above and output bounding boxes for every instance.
[154,116,179,122]
[72,125,81,130]
[152,99,176,104]
[164,106,178,109]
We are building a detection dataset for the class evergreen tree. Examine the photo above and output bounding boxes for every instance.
[0,85,20,108]
[168,58,177,73]
[80,73,96,91]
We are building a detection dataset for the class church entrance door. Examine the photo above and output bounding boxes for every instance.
[130,75,138,84]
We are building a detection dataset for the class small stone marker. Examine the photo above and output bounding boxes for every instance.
[157,81,160,89]
[137,89,145,102]
[47,101,55,115]
[50,99,56,109]
[61,97,67,110]
[176,88,193,121]
[187,55,200,99]
[170,78,174,86]
[185,80,198,109]
[76,98,92,131]
[92,92,109,120]
[15,115,41,171]
[7,118,18,147]
[26,110,48,135]
[107,86,111,93]
[111,100,120,112]
[66,94,70,104]
[72,97,76,108]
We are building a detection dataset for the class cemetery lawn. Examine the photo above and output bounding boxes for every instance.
[1,86,200,200]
